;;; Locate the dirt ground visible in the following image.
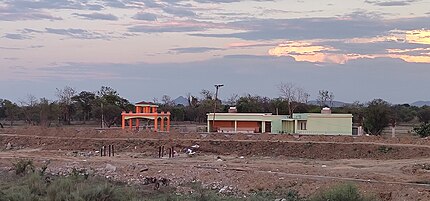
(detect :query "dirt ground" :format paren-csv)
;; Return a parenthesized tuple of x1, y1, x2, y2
(1, 127, 430, 200)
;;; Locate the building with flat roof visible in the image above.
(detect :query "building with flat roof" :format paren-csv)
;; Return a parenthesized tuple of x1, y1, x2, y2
(207, 107, 353, 135)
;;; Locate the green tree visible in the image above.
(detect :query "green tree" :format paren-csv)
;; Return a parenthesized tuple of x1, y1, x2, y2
(335, 101, 364, 125)
(93, 86, 133, 128)
(19, 94, 40, 125)
(0, 99, 6, 119)
(236, 94, 270, 113)
(72, 91, 96, 123)
(391, 104, 417, 123)
(39, 98, 59, 127)
(417, 107, 430, 123)
(413, 123, 430, 138)
(56, 86, 77, 125)
(363, 99, 392, 135)
(3, 100, 20, 126)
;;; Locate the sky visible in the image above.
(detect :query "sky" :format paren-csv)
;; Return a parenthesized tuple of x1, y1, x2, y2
(0, 0, 430, 104)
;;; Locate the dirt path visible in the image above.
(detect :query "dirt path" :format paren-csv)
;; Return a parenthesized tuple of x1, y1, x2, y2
(1, 133, 430, 148)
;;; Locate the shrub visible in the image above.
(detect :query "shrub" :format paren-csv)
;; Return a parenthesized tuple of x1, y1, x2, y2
(12, 159, 34, 175)
(377, 146, 393, 153)
(413, 123, 430, 138)
(309, 183, 377, 201)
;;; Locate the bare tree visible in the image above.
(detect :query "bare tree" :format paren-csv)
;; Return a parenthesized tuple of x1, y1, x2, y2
(19, 94, 39, 125)
(56, 86, 76, 125)
(329, 92, 335, 107)
(226, 93, 239, 106)
(161, 95, 174, 106)
(56, 86, 76, 105)
(278, 82, 309, 117)
(318, 90, 335, 108)
(200, 89, 214, 100)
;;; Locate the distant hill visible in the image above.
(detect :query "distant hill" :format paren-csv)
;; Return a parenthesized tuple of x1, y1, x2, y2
(307, 100, 349, 108)
(411, 101, 430, 107)
(173, 96, 189, 106)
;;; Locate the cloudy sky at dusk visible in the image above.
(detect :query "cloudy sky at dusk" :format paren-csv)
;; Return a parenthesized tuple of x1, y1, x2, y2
(1, 0, 429, 104)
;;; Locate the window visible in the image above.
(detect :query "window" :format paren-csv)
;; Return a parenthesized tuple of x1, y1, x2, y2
(300, 121, 307, 130)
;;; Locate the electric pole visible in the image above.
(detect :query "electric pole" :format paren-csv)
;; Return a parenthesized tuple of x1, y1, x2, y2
(212, 84, 224, 132)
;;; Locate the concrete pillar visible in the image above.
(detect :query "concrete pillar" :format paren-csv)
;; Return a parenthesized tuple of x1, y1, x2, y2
(129, 119, 133, 129)
(136, 119, 140, 129)
(391, 126, 395, 138)
(121, 115, 125, 129)
(154, 116, 158, 132)
(294, 120, 298, 134)
(234, 121, 237, 133)
(160, 117, 165, 131)
(207, 119, 211, 133)
(262, 121, 266, 133)
(167, 117, 170, 132)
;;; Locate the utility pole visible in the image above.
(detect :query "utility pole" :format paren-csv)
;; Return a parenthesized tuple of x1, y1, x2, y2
(212, 84, 224, 132)
(101, 102, 104, 128)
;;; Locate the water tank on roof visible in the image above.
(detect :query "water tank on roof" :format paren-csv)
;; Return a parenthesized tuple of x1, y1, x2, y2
(321, 107, 331, 114)
(228, 107, 237, 113)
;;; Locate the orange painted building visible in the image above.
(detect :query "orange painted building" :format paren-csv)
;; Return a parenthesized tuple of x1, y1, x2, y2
(121, 101, 170, 132)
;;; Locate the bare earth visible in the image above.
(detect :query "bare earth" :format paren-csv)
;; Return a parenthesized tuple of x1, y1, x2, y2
(1, 127, 430, 201)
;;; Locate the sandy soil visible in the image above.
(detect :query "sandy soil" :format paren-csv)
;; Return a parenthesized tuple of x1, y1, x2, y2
(1, 127, 430, 201)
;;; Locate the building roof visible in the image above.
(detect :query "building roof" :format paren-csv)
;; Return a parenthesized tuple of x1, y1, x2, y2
(135, 101, 158, 107)
(207, 113, 273, 116)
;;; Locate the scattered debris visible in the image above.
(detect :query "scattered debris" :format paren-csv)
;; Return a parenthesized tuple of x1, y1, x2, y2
(105, 164, 117, 172)
(191, 144, 200, 149)
(185, 148, 195, 155)
(5, 142, 12, 150)
(218, 185, 234, 195)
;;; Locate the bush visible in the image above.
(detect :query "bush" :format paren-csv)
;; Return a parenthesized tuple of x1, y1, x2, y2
(12, 159, 34, 175)
(1, 170, 141, 201)
(413, 123, 430, 138)
(309, 183, 377, 201)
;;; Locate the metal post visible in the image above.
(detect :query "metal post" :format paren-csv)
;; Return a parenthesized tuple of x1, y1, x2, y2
(112, 145, 114, 156)
(103, 145, 106, 156)
(108, 145, 111, 157)
(100, 147, 103, 157)
(101, 103, 104, 128)
(212, 84, 224, 132)
(172, 146, 174, 157)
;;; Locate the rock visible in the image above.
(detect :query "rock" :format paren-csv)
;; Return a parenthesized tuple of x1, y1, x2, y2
(105, 164, 117, 172)
(5, 142, 12, 150)
(219, 186, 229, 193)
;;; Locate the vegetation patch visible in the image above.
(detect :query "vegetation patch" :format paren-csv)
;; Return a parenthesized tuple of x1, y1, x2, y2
(413, 123, 430, 138)
(377, 146, 393, 154)
(309, 183, 378, 201)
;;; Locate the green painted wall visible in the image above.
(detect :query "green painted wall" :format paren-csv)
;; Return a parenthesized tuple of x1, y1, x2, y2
(299, 115, 352, 135)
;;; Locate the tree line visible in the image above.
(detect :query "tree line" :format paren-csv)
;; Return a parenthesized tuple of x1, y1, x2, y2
(1, 84, 430, 137)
